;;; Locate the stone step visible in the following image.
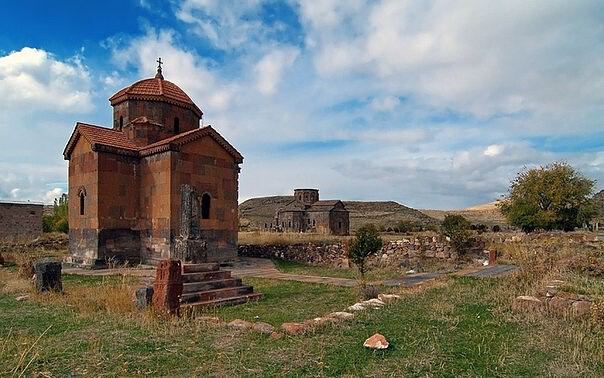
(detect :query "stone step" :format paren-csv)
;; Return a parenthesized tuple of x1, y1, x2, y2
(181, 293, 263, 309)
(181, 285, 254, 304)
(182, 270, 231, 283)
(182, 263, 220, 274)
(182, 278, 242, 293)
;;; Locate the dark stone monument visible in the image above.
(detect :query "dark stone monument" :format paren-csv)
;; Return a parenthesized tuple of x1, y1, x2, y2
(34, 259, 62, 292)
(153, 259, 183, 315)
(173, 185, 207, 263)
(134, 286, 154, 310)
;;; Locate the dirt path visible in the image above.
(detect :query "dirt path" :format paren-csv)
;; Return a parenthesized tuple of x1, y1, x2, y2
(63, 257, 517, 288)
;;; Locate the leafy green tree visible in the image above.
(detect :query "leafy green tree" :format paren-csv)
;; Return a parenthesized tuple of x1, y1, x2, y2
(42, 193, 69, 233)
(348, 224, 383, 283)
(499, 162, 595, 232)
(441, 215, 472, 255)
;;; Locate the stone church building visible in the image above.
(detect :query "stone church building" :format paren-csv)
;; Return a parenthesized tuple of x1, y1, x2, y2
(63, 62, 242, 267)
(271, 189, 350, 235)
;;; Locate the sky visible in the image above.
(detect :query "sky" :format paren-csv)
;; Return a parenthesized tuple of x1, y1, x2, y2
(0, 0, 603, 209)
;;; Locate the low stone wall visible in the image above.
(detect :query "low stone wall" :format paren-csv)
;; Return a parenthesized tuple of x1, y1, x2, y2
(238, 235, 481, 268)
(238, 243, 349, 268)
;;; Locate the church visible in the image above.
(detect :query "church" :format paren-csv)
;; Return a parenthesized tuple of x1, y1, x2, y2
(63, 60, 242, 267)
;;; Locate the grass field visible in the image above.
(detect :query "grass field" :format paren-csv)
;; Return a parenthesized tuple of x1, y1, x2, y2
(2, 268, 604, 375)
(2, 234, 604, 376)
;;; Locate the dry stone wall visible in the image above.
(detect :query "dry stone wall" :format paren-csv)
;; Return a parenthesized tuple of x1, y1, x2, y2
(0, 202, 43, 241)
(238, 235, 483, 268)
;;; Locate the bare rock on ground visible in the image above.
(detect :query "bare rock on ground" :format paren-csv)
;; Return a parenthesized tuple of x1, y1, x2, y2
(281, 322, 307, 335)
(327, 311, 355, 320)
(228, 319, 253, 330)
(363, 333, 390, 349)
(512, 296, 545, 313)
(253, 322, 275, 335)
(378, 293, 401, 303)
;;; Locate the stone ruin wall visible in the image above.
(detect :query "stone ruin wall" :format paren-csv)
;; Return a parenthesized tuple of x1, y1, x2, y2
(0, 202, 43, 241)
(238, 235, 486, 268)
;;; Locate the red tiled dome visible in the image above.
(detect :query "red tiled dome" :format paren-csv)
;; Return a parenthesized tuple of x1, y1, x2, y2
(109, 77, 202, 117)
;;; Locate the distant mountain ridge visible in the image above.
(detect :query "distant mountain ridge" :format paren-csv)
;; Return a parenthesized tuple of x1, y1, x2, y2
(238, 196, 438, 232)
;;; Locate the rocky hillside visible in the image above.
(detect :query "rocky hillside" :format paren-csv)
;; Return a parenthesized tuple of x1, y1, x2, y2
(239, 196, 438, 232)
(420, 201, 507, 227)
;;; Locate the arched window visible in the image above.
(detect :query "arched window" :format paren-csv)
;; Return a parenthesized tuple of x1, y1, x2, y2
(201, 193, 211, 219)
(119, 116, 124, 130)
(174, 117, 180, 134)
(78, 188, 86, 216)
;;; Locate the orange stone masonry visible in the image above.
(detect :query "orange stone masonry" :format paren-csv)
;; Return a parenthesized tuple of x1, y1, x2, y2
(64, 68, 242, 267)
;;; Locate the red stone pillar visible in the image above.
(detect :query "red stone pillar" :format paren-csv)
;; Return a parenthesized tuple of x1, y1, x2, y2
(488, 250, 497, 265)
(153, 259, 183, 315)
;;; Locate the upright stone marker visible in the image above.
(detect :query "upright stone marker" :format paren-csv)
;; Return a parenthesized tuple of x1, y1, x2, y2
(153, 259, 183, 315)
(34, 259, 62, 292)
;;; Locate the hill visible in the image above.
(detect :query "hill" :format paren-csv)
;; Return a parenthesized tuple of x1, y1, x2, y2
(420, 201, 507, 227)
(238, 196, 438, 232)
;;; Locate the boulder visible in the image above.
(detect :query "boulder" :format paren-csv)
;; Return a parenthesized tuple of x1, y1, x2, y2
(327, 311, 354, 320)
(512, 296, 544, 313)
(228, 319, 253, 330)
(363, 298, 386, 307)
(33, 259, 62, 293)
(134, 286, 154, 310)
(548, 296, 574, 314)
(281, 322, 307, 335)
(252, 322, 275, 335)
(378, 294, 401, 303)
(572, 300, 592, 317)
(304, 317, 336, 327)
(348, 303, 367, 311)
(363, 333, 389, 349)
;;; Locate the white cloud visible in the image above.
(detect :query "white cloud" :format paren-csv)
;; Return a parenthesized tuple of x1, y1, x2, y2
(0, 47, 93, 112)
(298, 1, 604, 123)
(369, 96, 400, 112)
(110, 29, 237, 112)
(43, 188, 65, 204)
(484, 144, 505, 157)
(254, 47, 299, 95)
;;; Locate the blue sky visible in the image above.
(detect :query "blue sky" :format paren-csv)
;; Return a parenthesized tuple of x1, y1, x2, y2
(0, 0, 603, 209)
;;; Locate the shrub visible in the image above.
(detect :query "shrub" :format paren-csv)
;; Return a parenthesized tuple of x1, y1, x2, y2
(492, 225, 501, 232)
(441, 215, 472, 255)
(348, 224, 383, 283)
(43, 194, 69, 234)
(499, 162, 595, 232)
(359, 284, 380, 300)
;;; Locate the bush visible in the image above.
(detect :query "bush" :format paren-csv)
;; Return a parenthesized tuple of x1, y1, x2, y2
(359, 284, 380, 300)
(44, 193, 69, 234)
(441, 215, 472, 255)
(348, 224, 383, 283)
(492, 225, 501, 232)
(499, 162, 595, 232)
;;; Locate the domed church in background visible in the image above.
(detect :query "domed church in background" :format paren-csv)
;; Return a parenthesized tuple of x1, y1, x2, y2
(63, 59, 242, 267)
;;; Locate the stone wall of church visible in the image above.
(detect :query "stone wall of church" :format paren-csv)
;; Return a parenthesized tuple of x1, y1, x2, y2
(113, 100, 199, 135)
(172, 137, 239, 261)
(329, 211, 350, 236)
(0, 202, 43, 241)
(139, 151, 174, 263)
(68, 139, 101, 266)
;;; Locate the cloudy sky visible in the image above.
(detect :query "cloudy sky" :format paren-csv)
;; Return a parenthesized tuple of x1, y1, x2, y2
(1, 0, 603, 209)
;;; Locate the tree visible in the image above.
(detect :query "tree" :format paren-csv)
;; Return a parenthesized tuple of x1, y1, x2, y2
(348, 224, 383, 283)
(499, 162, 595, 232)
(42, 193, 69, 233)
(441, 215, 472, 255)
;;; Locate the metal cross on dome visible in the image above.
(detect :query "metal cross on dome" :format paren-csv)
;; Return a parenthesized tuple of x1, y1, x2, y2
(155, 57, 164, 79)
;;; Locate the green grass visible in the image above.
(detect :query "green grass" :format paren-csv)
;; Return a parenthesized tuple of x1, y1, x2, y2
(271, 258, 406, 281)
(2, 271, 604, 376)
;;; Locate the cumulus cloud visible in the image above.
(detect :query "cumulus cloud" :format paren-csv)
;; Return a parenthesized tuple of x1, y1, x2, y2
(298, 1, 604, 123)
(254, 47, 299, 95)
(0, 47, 93, 112)
(110, 29, 237, 112)
(369, 96, 400, 112)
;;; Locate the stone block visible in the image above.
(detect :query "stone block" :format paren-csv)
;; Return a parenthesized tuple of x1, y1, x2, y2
(153, 259, 183, 315)
(34, 259, 62, 293)
(512, 295, 544, 313)
(134, 286, 154, 310)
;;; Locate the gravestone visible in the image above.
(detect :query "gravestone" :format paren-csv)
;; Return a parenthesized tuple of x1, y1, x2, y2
(134, 286, 154, 310)
(34, 259, 62, 292)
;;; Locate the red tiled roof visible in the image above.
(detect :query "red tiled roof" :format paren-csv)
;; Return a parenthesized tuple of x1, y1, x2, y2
(64, 123, 243, 164)
(109, 77, 203, 117)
